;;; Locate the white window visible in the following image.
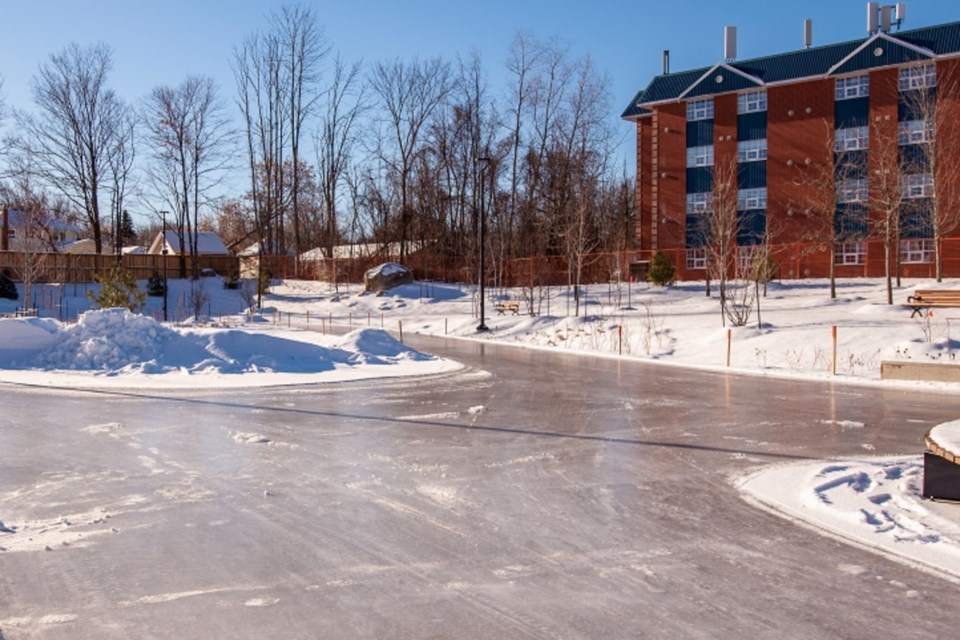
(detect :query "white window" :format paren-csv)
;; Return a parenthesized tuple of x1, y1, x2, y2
(737, 187, 767, 210)
(686, 192, 713, 214)
(687, 98, 714, 121)
(835, 126, 869, 152)
(686, 144, 714, 167)
(834, 241, 866, 265)
(837, 178, 868, 204)
(898, 119, 933, 145)
(902, 173, 933, 199)
(835, 75, 869, 100)
(899, 64, 937, 91)
(737, 90, 767, 114)
(900, 238, 933, 263)
(686, 247, 707, 270)
(737, 245, 759, 271)
(737, 138, 767, 162)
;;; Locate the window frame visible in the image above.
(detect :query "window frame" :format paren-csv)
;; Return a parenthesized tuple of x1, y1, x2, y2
(686, 144, 715, 167)
(902, 173, 933, 199)
(900, 238, 934, 264)
(836, 178, 868, 204)
(686, 98, 715, 122)
(898, 119, 933, 145)
(686, 192, 713, 214)
(737, 187, 767, 211)
(835, 126, 869, 152)
(835, 75, 870, 100)
(899, 64, 937, 91)
(686, 247, 707, 270)
(737, 90, 767, 114)
(737, 138, 767, 163)
(834, 240, 866, 265)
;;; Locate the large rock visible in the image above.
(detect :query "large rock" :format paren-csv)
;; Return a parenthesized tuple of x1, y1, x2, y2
(364, 262, 414, 293)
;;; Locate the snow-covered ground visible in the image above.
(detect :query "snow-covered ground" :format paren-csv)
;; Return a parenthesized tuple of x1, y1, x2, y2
(1, 275, 959, 582)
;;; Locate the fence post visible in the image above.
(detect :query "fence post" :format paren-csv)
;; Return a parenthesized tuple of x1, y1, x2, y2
(398, 320, 403, 344)
(831, 325, 837, 376)
(726, 329, 732, 367)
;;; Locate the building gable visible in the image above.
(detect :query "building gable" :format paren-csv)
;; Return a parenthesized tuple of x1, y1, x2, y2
(829, 33, 934, 76)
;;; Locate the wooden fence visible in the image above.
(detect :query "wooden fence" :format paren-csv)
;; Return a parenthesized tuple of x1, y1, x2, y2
(3, 235, 960, 288)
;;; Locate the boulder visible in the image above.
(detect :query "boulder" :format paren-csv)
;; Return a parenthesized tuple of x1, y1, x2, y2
(364, 262, 414, 293)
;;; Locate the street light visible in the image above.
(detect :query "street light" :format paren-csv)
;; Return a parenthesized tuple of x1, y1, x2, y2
(476, 156, 491, 332)
(159, 210, 169, 322)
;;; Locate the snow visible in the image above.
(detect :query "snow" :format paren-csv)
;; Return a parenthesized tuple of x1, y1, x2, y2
(1, 275, 959, 580)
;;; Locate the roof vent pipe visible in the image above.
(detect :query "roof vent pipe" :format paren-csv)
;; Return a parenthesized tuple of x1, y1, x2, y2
(724, 26, 737, 62)
(867, 2, 880, 34)
(804, 19, 813, 48)
(663, 49, 670, 75)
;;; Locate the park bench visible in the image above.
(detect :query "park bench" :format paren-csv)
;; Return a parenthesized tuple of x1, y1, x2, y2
(494, 300, 521, 316)
(906, 289, 960, 318)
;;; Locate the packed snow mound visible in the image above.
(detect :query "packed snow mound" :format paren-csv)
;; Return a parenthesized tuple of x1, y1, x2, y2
(0, 316, 60, 367)
(38, 308, 174, 371)
(334, 328, 435, 364)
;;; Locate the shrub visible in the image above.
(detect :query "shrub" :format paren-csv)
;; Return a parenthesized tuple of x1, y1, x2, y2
(146, 271, 165, 297)
(646, 251, 676, 287)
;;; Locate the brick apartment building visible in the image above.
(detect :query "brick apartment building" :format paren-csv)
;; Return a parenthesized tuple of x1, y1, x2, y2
(622, 3, 960, 280)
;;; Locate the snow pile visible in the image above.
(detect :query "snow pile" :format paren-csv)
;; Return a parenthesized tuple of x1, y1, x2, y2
(929, 420, 960, 453)
(38, 308, 173, 371)
(0, 309, 451, 385)
(740, 454, 960, 581)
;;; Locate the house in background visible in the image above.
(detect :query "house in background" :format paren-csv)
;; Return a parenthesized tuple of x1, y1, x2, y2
(147, 230, 229, 256)
(2, 207, 85, 252)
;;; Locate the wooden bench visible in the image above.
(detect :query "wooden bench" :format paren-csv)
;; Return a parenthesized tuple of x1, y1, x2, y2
(494, 300, 521, 316)
(906, 289, 960, 318)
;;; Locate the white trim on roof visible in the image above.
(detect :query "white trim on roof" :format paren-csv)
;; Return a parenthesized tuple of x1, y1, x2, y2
(677, 62, 764, 101)
(827, 32, 935, 76)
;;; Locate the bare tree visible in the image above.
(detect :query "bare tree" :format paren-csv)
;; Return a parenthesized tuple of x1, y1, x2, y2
(13, 43, 129, 253)
(145, 76, 232, 276)
(867, 121, 904, 305)
(316, 54, 366, 262)
(369, 57, 454, 261)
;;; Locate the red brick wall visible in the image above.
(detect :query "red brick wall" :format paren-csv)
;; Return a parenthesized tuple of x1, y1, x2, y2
(652, 102, 687, 250)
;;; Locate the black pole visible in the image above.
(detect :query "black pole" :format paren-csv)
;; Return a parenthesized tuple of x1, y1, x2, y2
(476, 157, 490, 332)
(160, 211, 169, 322)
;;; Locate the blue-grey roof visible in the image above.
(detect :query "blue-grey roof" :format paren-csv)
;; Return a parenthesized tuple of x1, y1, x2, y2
(4, 208, 82, 232)
(622, 20, 960, 119)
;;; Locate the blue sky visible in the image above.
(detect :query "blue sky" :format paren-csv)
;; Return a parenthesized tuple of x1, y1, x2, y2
(1, 1, 958, 192)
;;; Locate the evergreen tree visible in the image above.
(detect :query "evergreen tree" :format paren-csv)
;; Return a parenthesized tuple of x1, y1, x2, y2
(647, 250, 676, 287)
(87, 265, 146, 311)
(120, 209, 137, 246)
(146, 271, 165, 297)
(0, 270, 18, 300)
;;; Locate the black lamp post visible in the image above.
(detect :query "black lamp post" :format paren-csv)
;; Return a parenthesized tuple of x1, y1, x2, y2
(160, 210, 169, 322)
(476, 156, 491, 332)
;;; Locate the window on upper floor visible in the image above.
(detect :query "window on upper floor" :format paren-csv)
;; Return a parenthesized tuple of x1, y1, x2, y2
(737, 138, 767, 163)
(837, 178, 868, 204)
(899, 64, 937, 91)
(902, 173, 933, 199)
(836, 75, 870, 100)
(687, 98, 714, 122)
(898, 119, 934, 145)
(686, 144, 714, 167)
(737, 187, 767, 210)
(835, 126, 869, 152)
(737, 90, 767, 114)
(686, 192, 713, 214)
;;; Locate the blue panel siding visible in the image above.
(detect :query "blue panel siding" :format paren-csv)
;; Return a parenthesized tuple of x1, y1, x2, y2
(738, 161, 767, 190)
(737, 210, 766, 245)
(835, 150, 869, 179)
(835, 97, 869, 128)
(684, 69, 762, 99)
(686, 167, 713, 193)
(831, 40, 931, 76)
(835, 204, 868, 237)
(898, 88, 935, 120)
(737, 112, 767, 141)
(900, 144, 929, 171)
(685, 214, 706, 247)
(686, 120, 714, 147)
(901, 203, 933, 237)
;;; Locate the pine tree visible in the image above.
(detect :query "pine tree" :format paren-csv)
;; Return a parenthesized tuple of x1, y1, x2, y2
(87, 265, 146, 311)
(647, 250, 676, 287)
(146, 271, 165, 297)
(120, 209, 137, 246)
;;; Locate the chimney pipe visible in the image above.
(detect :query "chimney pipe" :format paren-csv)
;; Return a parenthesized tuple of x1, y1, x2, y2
(663, 49, 670, 75)
(804, 19, 813, 48)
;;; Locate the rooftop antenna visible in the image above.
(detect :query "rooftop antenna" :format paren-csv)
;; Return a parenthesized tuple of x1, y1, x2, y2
(804, 19, 813, 48)
(867, 2, 880, 35)
(880, 5, 893, 32)
(724, 26, 737, 62)
(895, 2, 907, 30)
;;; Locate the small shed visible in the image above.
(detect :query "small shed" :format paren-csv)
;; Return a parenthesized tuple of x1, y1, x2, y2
(148, 230, 229, 256)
